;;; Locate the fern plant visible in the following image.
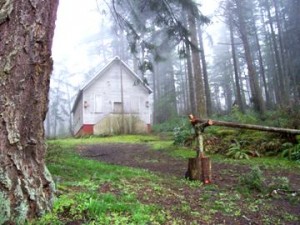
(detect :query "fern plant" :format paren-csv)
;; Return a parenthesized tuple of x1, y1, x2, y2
(291, 144, 300, 161)
(281, 143, 300, 161)
(226, 140, 250, 160)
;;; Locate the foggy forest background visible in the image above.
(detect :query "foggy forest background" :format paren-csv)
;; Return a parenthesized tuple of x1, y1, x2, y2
(45, 0, 300, 138)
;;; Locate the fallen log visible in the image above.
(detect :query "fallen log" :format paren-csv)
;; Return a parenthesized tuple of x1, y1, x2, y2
(196, 119, 300, 135)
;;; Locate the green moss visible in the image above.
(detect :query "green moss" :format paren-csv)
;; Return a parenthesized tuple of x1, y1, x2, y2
(43, 165, 56, 208)
(0, 191, 10, 224)
(3, 100, 21, 146)
(0, 0, 13, 24)
(0, 167, 12, 190)
(0, 71, 8, 82)
(44, 165, 55, 192)
(25, 184, 36, 202)
(14, 202, 28, 224)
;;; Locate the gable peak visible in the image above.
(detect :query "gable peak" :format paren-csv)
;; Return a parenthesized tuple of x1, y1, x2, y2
(113, 56, 121, 61)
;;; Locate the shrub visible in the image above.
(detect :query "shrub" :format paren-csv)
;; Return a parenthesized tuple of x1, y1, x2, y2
(153, 116, 189, 133)
(239, 166, 265, 193)
(173, 125, 192, 146)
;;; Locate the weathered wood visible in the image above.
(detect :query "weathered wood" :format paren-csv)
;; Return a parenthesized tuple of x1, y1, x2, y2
(72, 57, 152, 136)
(186, 158, 201, 180)
(185, 157, 212, 184)
(197, 119, 300, 135)
(201, 157, 212, 184)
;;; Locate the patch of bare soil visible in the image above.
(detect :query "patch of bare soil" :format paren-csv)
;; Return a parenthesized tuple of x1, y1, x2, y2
(78, 143, 300, 224)
(78, 144, 187, 177)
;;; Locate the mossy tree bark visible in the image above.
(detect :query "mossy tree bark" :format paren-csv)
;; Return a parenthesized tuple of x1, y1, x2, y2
(0, 0, 58, 223)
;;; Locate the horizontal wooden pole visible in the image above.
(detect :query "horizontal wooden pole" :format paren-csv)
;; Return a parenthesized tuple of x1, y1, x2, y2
(198, 119, 300, 135)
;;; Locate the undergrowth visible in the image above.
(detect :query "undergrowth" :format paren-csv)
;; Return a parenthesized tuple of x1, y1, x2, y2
(239, 166, 292, 195)
(169, 109, 300, 161)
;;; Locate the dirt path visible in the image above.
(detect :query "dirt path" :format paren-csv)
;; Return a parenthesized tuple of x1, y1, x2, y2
(78, 143, 300, 189)
(78, 143, 187, 177)
(77, 143, 300, 224)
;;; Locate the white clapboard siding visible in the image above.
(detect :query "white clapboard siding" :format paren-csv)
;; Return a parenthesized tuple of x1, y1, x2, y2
(72, 57, 152, 135)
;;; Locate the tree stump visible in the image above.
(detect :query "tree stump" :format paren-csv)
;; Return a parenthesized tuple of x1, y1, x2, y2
(185, 158, 201, 180)
(185, 157, 212, 184)
(186, 115, 213, 184)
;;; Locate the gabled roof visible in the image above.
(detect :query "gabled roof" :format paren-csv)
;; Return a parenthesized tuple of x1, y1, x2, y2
(71, 56, 152, 113)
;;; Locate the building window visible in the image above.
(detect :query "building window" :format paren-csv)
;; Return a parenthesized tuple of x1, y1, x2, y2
(113, 102, 122, 113)
(95, 95, 102, 113)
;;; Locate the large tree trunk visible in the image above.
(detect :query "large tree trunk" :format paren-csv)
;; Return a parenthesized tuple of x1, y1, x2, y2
(185, 41, 197, 115)
(261, 10, 279, 105)
(235, 0, 265, 114)
(0, 0, 58, 223)
(188, 13, 207, 118)
(283, 0, 300, 105)
(179, 57, 189, 113)
(253, 22, 271, 108)
(182, 11, 196, 115)
(197, 25, 212, 116)
(229, 13, 244, 112)
(265, 0, 287, 106)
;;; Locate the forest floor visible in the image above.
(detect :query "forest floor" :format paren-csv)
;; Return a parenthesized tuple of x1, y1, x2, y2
(77, 143, 300, 225)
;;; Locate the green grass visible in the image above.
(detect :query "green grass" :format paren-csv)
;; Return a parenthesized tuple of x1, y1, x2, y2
(150, 140, 173, 151)
(169, 147, 197, 159)
(29, 133, 300, 224)
(30, 136, 171, 225)
(48, 134, 160, 146)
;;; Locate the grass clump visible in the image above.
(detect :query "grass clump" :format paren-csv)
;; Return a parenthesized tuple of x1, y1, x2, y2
(46, 143, 70, 163)
(238, 167, 292, 195)
(239, 166, 265, 193)
(268, 176, 291, 191)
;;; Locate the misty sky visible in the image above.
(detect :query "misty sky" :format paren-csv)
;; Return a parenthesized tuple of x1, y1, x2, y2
(52, 0, 221, 85)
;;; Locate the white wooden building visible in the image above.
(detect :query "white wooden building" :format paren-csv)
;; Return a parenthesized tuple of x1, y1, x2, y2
(71, 57, 152, 136)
